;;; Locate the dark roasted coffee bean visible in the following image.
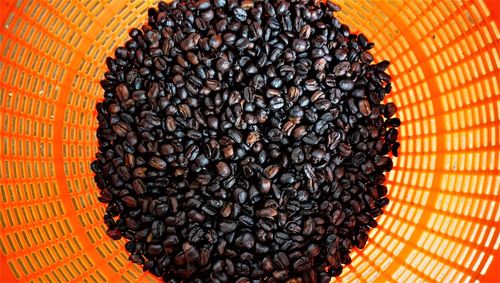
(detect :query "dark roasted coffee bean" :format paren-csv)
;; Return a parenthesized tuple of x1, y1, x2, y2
(236, 38, 250, 50)
(361, 51, 374, 63)
(219, 221, 237, 233)
(182, 242, 200, 263)
(263, 165, 280, 179)
(216, 58, 231, 72)
(228, 129, 243, 143)
(384, 102, 397, 118)
(293, 257, 311, 272)
(180, 33, 200, 51)
(121, 195, 137, 207)
(257, 207, 278, 218)
(273, 252, 289, 269)
(374, 59, 390, 71)
(392, 142, 400, 157)
(195, 0, 211, 10)
(149, 157, 166, 170)
(359, 99, 372, 116)
(216, 161, 231, 178)
(116, 84, 129, 101)
(303, 218, 315, 236)
(234, 7, 247, 22)
(269, 97, 284, 110)
(280, 173, 295, 184)
(292, 39, 307, 52)
(132, 179, 146, 195)
(236, 233, 255, 249)
(112, 121, 131, 137)
(314, 98, 331, 111)
(339, 79, 354, 91)
(188, 210, 206, 222)
(259, 178, 271, 194)
(302, 133, 319, 145)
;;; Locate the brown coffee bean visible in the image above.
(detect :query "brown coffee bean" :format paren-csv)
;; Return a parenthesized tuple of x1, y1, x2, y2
(263, 165, 280, 179)
(216, 161, 231, 178)
(122, 195, 137, 207)
(359, 99, 372, 116)
(149, 157, 166, 170)
(257, 207, 278, 218)
(116, 84, 129, 101)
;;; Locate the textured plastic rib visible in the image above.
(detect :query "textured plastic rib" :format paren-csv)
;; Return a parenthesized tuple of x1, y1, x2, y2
(0, 0, 499, 282)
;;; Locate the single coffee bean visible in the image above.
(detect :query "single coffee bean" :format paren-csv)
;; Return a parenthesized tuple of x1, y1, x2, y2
(292, 39, 307, 52)
(235, 233, 255, 249)
(339, 79, 354, 91)
(116, 84, 129, 101)
(273, 252, 289, 269)
(257, 207, 278, 218)
(216, 161, 231, 178)
(263, 165, 280, 179)
(121, 196, 137, 207)
(384, 102, 397, 118)
(149, 157, 166, 170)
(234, 8, 247, 22)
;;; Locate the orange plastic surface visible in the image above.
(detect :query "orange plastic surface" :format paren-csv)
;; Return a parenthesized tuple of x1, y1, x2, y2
(0, 0, 499, 282)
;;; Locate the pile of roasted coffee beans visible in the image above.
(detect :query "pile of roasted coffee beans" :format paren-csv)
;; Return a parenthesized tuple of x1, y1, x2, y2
(92, 0, 400, 282)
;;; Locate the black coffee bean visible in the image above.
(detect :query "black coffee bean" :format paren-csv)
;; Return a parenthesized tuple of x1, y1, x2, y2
(303, 218, 315, 236)
(292, 39, 307, 52)
(273, 252, 289, 269)
(361, 51, 374, 63)
(266, 128, 282, 143)
(188, 210, 206, 222)
(263, 165, 280, 179)
(374, 60, 390, 71)
(218, 221, 237, 233)
(293, 257, 311, 272)
(302, 133, 319, 145)
(392, 142, 400, 157)
(299, 24, 312, 39)
(216, 161, 231, 178)
(330, 209, 345, 226)
(121, 195, 137, 207)
(216, 58, 231, 72)
(182, 242, 200, 264)
(233, 7, 247, 22)
(257, 207, 278, 218)
(132, 179, 146, 195)
(280, 173, 295, 184)
(149, 157, 166, 170)
(112, 121, 130, 137)
(195, 0, 211, 10)
(235, 38, 250, 50)
(236, 233, 255, 249)
(314, 98, 332, 111)
(339, 79, 354, 91)
(384, 102, 397, 118)
(223, 33, 236, 45)
(228, 129, 243, 143)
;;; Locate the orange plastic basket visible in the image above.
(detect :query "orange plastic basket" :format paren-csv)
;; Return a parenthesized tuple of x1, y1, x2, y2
(0, 0, 499, 282)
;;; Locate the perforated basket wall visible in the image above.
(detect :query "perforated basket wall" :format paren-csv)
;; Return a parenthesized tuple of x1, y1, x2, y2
(0, 0, 499, 282)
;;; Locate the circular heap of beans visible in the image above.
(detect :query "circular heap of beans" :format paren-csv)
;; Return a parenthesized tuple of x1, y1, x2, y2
(92, 0, 400, 282)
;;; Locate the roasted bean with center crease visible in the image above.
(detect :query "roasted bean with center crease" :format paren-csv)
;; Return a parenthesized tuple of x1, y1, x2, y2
(93, 1, 399, 282)
(148, 157, 166, 170)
